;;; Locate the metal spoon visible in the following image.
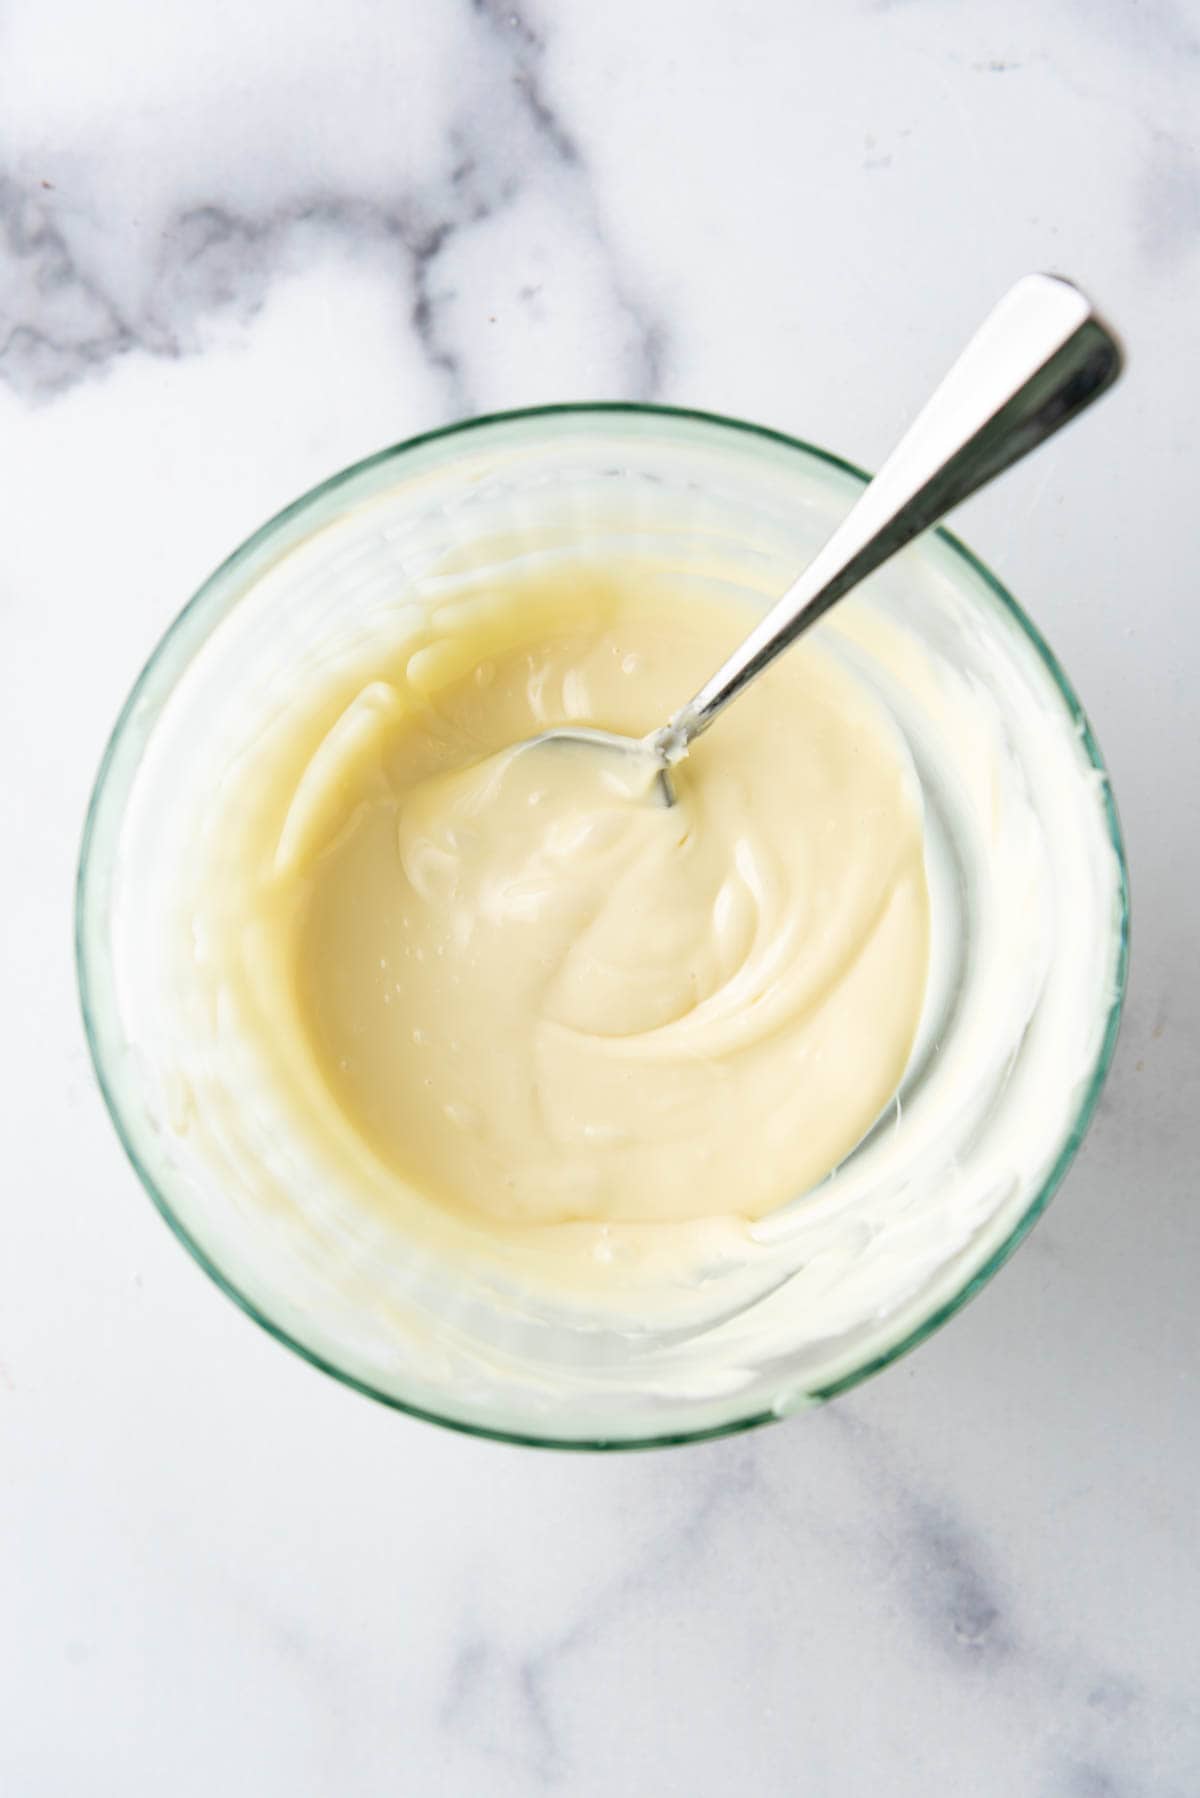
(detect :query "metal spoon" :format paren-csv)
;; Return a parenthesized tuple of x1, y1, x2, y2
(528, 273, 1123, 803)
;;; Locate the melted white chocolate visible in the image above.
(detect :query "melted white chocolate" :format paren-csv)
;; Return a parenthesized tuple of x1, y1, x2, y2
(241, 566, 930, 1236)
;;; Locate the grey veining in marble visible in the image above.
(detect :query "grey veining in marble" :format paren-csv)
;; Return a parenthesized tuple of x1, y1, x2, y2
(2, 1, 1198, 1793)
(0, 2, 666, 411)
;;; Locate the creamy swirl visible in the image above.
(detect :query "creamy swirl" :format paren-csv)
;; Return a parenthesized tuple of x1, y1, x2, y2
(254, 570, 931, 1234)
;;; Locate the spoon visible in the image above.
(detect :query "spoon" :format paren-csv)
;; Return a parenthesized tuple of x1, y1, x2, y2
(527, 273, 1123, 803)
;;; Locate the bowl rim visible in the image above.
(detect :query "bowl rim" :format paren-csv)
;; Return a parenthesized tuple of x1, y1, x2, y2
(75, 400, 1130, 1452)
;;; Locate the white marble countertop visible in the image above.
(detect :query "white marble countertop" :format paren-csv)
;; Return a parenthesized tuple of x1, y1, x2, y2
(3, 2, 1198, 1792)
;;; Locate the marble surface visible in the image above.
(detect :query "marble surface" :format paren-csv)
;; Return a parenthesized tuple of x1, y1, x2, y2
(3, 1, 1198, 1791)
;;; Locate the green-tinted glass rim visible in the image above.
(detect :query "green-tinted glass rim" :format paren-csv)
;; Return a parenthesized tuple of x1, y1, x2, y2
(75, 401, 1130, 1452)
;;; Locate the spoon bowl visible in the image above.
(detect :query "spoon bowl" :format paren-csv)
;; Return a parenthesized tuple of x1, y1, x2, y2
(518, 724, 679, 803)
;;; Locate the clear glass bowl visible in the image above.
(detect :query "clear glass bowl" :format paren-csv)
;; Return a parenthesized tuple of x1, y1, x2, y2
(77, 405, 1128, 1449)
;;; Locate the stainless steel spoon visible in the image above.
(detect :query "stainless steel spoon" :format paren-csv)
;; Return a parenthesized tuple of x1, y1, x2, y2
(527, 273, 1122, 802)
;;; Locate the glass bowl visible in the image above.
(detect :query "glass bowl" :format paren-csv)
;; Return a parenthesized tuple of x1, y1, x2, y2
(77, 405, 1128, 1449)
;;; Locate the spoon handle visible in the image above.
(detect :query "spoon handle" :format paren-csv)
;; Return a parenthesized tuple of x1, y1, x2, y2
(662, 274, 1123, 754)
